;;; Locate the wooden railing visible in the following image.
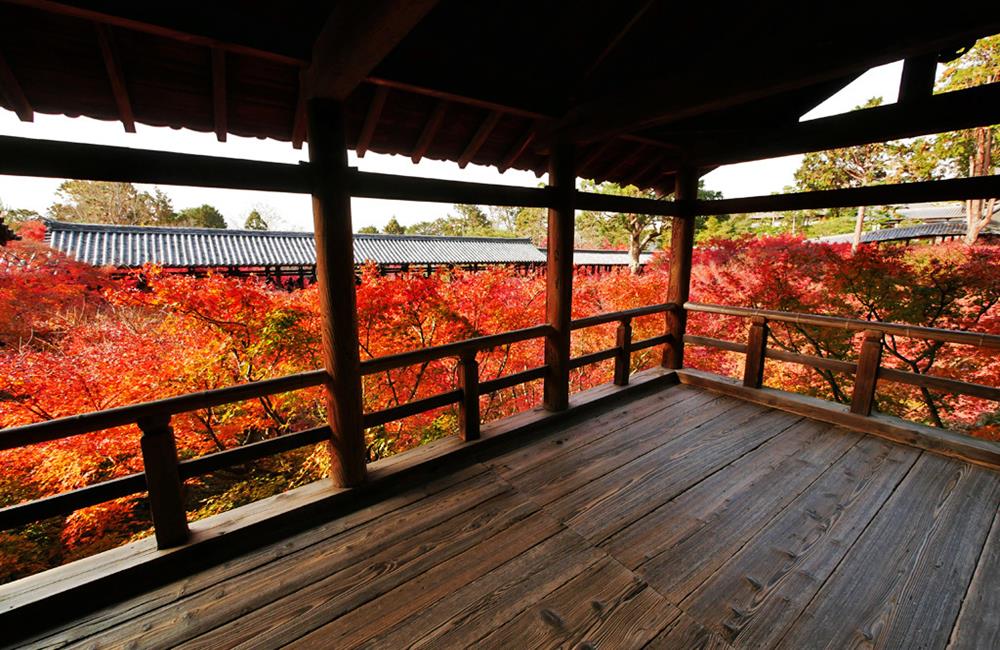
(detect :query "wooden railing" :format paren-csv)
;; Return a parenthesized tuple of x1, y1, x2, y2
(685, 302, 1000, 415)
(0, 304, 674, 547)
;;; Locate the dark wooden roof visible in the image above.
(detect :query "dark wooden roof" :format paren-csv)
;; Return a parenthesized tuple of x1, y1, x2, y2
(1, 1, 997, 191)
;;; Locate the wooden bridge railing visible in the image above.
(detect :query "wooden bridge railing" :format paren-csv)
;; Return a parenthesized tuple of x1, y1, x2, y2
(0, 303, 674, 547)
(684, 302, 1000, 415)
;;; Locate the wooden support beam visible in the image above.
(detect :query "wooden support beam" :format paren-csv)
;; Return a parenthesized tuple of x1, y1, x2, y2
(137, 416, 189, 549)
(458, 352, 480, 441)
(306, 0, 440, 100)
(458, 110, 501, 168)
(692, 82, 1000, 169)
(543, 143, 576, 411)
(696, 174, 1000, 216)
(498, 125, 537, 174)
(898, 54, 938, 104)
(552, 25, 1000, 143)
(743, 316, 769, 388)
(663, 166, 697, 369)
(625, 151, 669, 189)
(356, 85, 388, 158)
(0, 135, 311, 192)
(411, 99, 447, 164)
(602, 143, 648, 184)
(4, 0, 308, 66)
(851, 330, 884, 416)
(0, 49, 32, 122)
(94, 23, 135, 133)
(306, 98, 367, 487)
(577, 140, 616, 179)
(211, 48, 227, 142)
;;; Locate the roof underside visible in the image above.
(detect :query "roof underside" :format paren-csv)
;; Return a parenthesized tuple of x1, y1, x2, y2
(1, 1, 998, 193)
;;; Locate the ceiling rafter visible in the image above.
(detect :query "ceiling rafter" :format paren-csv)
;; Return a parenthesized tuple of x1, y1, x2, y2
(356, 86, 388, 158)
(458, 110, 502, 169)
(211, 48, 227, 142)
(411, 100, 447, 164)
(94, 23, 135, 132)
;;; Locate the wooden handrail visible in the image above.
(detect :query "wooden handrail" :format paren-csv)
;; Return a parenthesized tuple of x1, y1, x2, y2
(686, 302, 1000, 349)
(570, 303, 676, 330)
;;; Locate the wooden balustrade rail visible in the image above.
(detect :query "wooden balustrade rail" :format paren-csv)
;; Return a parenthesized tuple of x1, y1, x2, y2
(0, 305, 673, 539)
(684, 303, 1000, 413)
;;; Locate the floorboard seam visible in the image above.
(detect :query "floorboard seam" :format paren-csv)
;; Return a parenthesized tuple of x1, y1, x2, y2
(944, 504, 1000, 649)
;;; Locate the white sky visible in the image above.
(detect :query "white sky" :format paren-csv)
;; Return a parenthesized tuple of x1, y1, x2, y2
(0, 59, 921, 231)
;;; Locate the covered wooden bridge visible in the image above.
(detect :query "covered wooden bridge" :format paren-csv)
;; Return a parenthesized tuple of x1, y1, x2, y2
(1, 2, 1000, 648)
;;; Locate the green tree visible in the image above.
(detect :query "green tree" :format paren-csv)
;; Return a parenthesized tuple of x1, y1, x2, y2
(383, 216, 406, 234)
(244, 210, 268, 231)
(577, 180, 721, 272)
(0, 199, 40, 226)
(934, 36, 999, 243)
(794, 98, 888, 251)
(48, 181, 176, 226)
(356, 225, 379, 234)
(174, 204, 227, 229)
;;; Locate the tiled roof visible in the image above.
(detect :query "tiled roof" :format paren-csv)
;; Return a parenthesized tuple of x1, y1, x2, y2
(816, 221, 1000, 245)
(43, 221, 548, 267)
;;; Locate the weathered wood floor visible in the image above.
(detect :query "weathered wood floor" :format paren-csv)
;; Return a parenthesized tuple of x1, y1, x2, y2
(18, 384, 1000, 649)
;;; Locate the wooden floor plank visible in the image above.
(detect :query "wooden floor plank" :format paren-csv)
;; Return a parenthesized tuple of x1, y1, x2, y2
(679, 435, 919, 648)
(948, 506, 1000, 649)
(498, 392, 741, 502)
(509, 398, 768, 518)
(182, 488, 540, 650)
(489, 385, 716, 478)
(555, 409, 804, 544)
(475, 556, 680, 649)
(72, 468, 510, 650)
(18, 464, 492, 650)
(779, 452, 1000, 649)
(279, 509, 566, 649)
(620, 421, 861, 604)
(597, 417, 834, 571)
(288, 526, 601, 649)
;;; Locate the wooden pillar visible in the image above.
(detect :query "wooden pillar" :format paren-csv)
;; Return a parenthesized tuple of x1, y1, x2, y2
(614, 317, 633, 386)
(138, 415, 189, 548)
(458, 352, 480, 441)
(544, 143, 576, 411)
(742, 316, 769, 388)
(851, 329, 884, 416)
(663, 166, 698, 369)
(307, 98, 367, 487)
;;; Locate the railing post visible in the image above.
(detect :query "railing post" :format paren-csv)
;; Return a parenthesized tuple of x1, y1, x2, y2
(614, 317, 633, 386)
(663, 165, 698, 369)
(851, 329, 884, 415)
(458, 351, 480, 441)
(544, 142, 576, 411)
(743, 316, 769, 388)
(138, 415, 189, 549)
(307, 98, 367, 487)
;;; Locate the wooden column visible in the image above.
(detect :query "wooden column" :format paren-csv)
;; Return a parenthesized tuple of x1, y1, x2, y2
(743, 316, 769, 388)
(543, 143, 576, 411)
(851, 329, 884, 416)
(458, 352, 480, 441)
(663, 166, 698, 369)
(614, 318, 633, 386)
(138, 416, 189, 549)
(307, 98, 367, 487)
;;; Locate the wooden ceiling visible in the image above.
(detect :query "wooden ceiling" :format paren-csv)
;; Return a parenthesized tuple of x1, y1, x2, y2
(0, 0, 997, 192)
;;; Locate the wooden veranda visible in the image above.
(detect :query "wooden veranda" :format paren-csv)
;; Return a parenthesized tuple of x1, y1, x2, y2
(1, 2, 1000, 648)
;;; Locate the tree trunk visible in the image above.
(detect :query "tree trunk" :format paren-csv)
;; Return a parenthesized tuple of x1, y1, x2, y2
(850, 204, 867, 252)
(628, 232, 641, 274)
(965, 125, 995, 245)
